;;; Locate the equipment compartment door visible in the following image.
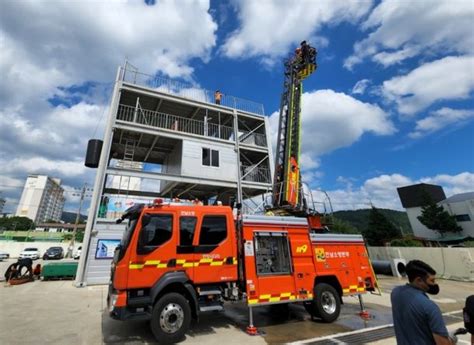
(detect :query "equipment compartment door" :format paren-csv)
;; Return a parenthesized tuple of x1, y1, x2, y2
(247, 232, 297, 304)
(289, 232, 315, 299)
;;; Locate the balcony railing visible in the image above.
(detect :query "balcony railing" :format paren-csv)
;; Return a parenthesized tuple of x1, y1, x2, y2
(239, 131, 267, 147)
(241, 164, 271, 184)
(117, 104, 234, 141)
(120, 67, 265, 116)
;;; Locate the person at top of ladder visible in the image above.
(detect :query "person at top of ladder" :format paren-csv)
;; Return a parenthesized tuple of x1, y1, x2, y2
(300, 40, 309, 64)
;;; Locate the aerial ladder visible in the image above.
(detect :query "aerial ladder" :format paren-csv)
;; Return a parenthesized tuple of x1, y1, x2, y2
(270, 41, 322, 225)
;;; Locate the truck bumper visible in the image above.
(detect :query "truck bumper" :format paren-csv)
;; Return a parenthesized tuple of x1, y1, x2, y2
(107, 284, 151, 321)
(109, 305, 151, 321)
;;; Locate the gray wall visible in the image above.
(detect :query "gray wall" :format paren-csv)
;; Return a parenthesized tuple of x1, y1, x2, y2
(161, 141, 183, 192)
(84, 220, 126, 285)
(182, 139, 237, 181)
(368, 246, 474, 281)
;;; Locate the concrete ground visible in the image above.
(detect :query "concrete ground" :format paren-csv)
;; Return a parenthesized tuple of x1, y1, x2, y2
(0, 258, 472, 344)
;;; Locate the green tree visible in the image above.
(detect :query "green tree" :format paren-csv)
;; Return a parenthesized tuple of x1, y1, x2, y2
(363, 207, 401, 246)
(0, 216, 35, 231)
(329, 217, 360, 234)
(417, 195, 462, 235)
(390, 238, 423, 247)
(75, 230, 85, 243)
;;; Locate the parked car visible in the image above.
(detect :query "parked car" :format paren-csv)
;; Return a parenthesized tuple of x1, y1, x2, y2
(19, 247, 41, 260)
(73, 246, 82, 260)
(43, 246, 64, 260)
(0, 250, 10, 260)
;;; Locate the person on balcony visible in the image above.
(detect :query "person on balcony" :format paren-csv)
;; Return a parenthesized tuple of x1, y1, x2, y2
(214, 90, 222, 105)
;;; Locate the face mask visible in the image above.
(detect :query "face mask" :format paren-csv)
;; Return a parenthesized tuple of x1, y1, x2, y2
(424, 280, 440, 295)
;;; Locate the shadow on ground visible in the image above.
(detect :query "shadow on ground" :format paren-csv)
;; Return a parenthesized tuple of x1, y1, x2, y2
(102, 301, 394, 344)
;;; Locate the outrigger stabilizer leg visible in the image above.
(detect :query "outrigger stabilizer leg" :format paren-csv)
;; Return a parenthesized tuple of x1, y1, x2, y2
(358, 294, 371, 320)
(246, 306, 258, 335)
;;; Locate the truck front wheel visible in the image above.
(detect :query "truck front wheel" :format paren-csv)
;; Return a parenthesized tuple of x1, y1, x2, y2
(151, 292, 191, 344)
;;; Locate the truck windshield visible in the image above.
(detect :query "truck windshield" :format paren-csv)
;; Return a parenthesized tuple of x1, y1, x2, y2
(112, 203, 144, 262)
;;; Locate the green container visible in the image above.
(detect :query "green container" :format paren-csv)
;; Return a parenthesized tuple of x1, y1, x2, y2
(41, 262, 78, 281)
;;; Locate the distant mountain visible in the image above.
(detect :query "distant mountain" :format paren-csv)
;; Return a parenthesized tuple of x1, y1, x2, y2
(61, 211, 87, 223)
(332, 208, 412, 235)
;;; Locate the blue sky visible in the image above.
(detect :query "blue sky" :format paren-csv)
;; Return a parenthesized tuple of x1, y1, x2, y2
(0, 0, 473, 214)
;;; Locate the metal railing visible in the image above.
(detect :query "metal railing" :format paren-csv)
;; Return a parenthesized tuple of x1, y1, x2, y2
(239, 131, 267, 147)
(241, 164, 271, 183)
(120, 67, 265, 116)
(265, 181, 319, 213)
(117, 104, 235, 141)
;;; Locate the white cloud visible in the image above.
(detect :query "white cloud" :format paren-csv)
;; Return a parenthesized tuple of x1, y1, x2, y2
(1, 1, 218, 213)
(298, 89, 395, 155)
(0, 0, 217, 109)
(420, 172, 474, 197)
(302, 170, 324, 186)
(268, 89, 394, 186)
(319, 172, 474, 211)
(0, 103, 107, 161)
(382, 56, 474, 115)
(300, 153, 320, 172)
(351, 79, 371, 95)
(344, 0, 474, 69)
(372, 45, 420, 67)
(409, 107, 474, 138)
(2, 157, 87, 177)
(222, 0, 373, 62)
(270, 89, 395, 158)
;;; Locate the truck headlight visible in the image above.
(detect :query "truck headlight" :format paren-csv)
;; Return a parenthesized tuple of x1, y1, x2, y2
(109, 293, 118, 312)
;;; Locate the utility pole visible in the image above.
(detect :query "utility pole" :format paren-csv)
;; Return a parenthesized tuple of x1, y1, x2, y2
(67, 183, 92, 258)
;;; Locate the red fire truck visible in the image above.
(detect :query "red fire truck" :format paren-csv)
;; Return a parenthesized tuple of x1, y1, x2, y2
(108, 201, 377, 343)
(107, 42, 378, 343)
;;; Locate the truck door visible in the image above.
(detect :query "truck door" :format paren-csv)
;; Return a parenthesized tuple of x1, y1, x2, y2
(127, 212, 177, 289)
(176, 215, 197, 281)
(193, 214, 237, 284)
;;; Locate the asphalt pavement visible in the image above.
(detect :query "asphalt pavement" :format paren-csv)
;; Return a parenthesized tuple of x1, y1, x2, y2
(0, 259, 472, 344)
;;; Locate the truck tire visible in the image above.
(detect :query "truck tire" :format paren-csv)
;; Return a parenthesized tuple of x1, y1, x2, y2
(150, 292, 191, 344)
(313, 283, 340, 323)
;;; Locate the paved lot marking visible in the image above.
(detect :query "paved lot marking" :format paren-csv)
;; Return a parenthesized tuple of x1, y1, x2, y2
(289, 309, 463, 345)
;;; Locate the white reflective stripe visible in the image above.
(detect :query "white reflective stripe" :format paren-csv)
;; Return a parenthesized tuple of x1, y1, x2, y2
(243, 214, 308, 226)
(310, 233, 364, 242)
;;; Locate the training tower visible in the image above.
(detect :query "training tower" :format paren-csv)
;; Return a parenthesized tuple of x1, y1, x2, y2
(76, 63, 273, 285)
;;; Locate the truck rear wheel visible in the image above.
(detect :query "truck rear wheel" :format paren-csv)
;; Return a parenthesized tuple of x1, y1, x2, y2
(314, 283, 340, 323)
(305, 283, 340, 322)
(151, 292, 191, 344)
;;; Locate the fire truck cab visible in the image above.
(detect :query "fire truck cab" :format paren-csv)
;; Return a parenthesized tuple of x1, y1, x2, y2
(108, 200, 377, 343)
